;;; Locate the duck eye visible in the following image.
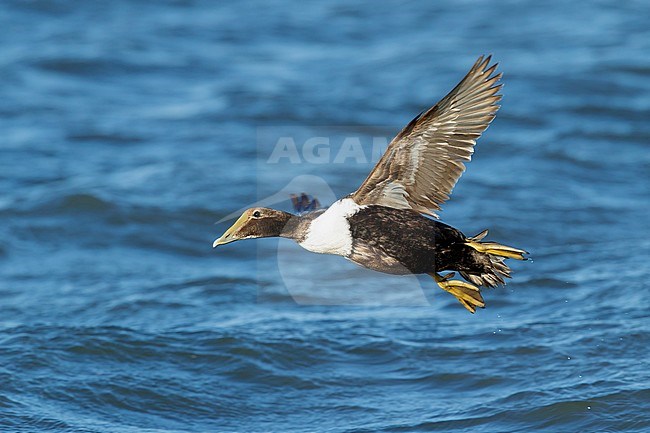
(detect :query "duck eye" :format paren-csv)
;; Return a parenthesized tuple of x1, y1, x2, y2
(252, 211, 261, 218)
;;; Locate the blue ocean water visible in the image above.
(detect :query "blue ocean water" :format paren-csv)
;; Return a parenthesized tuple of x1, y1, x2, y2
(1, 1, 649, 431)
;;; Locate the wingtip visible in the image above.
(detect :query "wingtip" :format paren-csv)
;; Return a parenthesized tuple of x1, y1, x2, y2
(469, 55, 500, 83)
(484, 54, 492, 65)
(477, 54, 499, 73)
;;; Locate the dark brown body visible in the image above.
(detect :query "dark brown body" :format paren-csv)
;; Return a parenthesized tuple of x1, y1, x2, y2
(347, 206, 492, 277)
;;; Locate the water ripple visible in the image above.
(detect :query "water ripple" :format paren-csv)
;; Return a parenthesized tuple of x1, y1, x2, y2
(2, 0, 649, 431)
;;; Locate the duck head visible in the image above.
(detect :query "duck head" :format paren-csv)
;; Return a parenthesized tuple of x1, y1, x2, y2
(213, 208, 293, 247)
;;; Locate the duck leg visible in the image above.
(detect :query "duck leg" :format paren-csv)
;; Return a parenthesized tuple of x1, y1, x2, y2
(428, 272, 485, 314)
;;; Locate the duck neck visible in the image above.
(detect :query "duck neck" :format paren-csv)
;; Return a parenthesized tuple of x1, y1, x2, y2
(278, 212, 304, 240)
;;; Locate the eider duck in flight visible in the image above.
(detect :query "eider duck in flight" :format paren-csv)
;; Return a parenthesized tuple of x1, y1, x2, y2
(213, 55, 527, 313)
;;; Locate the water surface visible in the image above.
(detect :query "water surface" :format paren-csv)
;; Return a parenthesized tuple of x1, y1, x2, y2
(1, 1, 649, 431)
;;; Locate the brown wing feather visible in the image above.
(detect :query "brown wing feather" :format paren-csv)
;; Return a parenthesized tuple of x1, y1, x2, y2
(351, 55, 502, 215)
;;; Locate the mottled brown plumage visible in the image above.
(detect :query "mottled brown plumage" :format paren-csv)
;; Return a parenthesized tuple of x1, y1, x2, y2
(352, 55, 502, 216)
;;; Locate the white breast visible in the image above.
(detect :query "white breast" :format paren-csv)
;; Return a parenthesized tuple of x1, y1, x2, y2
(298, 198, 363, 256)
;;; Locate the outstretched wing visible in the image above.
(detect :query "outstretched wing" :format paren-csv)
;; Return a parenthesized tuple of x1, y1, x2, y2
(351, 55, 502, 216)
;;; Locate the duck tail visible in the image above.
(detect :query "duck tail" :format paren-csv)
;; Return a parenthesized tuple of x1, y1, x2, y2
(461, 230, 528, 288)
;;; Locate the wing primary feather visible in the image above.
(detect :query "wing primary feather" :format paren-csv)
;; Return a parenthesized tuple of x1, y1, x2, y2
(351, 55, 502, 215)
